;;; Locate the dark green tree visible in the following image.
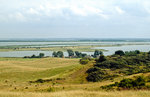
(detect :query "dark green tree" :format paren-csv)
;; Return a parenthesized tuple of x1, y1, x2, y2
(31, 54, 36, 58)
(52, 51, 57, 57)
(67, 49, 74, 57)
(75, 51, 82, 58)
(81, 53, 87, 58)
(135, 50, 140, 54)
(115, 50, 125, 56)
(94, 50, 100, 58)
(39, 53, 44, 58)
(57, 51, 64, 58)
(94, 50, 103, 58)
(148, 51, 150, 54)
(98, 55, 106, 63)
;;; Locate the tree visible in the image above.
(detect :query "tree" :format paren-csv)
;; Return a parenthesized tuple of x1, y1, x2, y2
(67, 49, 74, 57)
(39, 53, 44, 58)
(52, 51, 57, 57)
(81, 53, 87, 58)
(94, 50, 99, 58)
(31, 54, 36, 58)
(148, 51, 150, 54)
(75, 51, 82, 58)
(97, 55, 106, 63)
(94, 50, 103, 58)
(57, 51, 64, 58)
(115, 50, 125, 56)
(135, 50, 140, 54)
(99, 51, 103, 55)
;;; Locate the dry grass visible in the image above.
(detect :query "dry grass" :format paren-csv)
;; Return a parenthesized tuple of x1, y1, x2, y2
(0, 57, 150, 96)
(0, 90, 150, 97)
(0, 57, 82, 91)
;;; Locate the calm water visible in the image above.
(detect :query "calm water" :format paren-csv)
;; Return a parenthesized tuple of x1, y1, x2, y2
(1, 42, 150, 47)
(0, 42, 150, 57)
(94, 45, 150, 55)
(0, 51, 69, 57)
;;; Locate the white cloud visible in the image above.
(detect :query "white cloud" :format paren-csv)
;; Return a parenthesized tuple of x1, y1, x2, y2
(143, 1, 150, 14)
(26, 8, 40, 15)
(115, 6, 125, 14)
(8, 12, 26, 22)
(70, 6, 88, 16)
(98, 13, 110, 19)
(0, 0, 150, 22)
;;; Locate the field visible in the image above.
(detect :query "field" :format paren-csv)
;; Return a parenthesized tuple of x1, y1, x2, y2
(0, 45, 108, 52)
(0, 57, 150, 97)
(0, 90, 150, 97)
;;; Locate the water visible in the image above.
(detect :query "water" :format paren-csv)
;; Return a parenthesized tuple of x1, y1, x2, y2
(1, 42, 150, 47)
(94, 45, 150, 55)
(0, 51, 69, 57)
(0, 41, 150, 57)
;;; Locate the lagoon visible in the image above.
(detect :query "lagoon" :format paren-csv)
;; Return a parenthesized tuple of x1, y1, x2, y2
(0, 44, 150, 57)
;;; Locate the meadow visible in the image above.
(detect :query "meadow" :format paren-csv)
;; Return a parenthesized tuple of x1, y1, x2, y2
(0, 90, 150, 97)
(0, 57, 150, 97)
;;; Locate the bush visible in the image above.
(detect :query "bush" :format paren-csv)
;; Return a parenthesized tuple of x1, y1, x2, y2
(115, 50, 125, 56)
(118, 78, 134, 88)
(47, 87, 55, 92)
(118, 76, 146, 89)
(97, 55, 106, 63)
(86, 67, 102, 73)
(86, 70, 107, 82)
(101, 76, 147, 90)
(80, 58, 89, 65)
(95, 59, 127, 69)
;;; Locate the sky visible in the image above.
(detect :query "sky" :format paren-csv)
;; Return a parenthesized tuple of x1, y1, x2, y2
(0, 0, 150, 38)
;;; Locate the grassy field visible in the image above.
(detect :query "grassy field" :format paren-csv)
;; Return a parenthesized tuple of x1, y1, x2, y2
(0, 45, 107, 52)
(0, 57, 150, 97)
(0, 90, 150, 97)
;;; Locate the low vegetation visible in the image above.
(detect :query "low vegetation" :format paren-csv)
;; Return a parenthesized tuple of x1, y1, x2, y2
(101, 76, 150, 90)
(24, 53, 45, 58)
(86, 50, 150, 82)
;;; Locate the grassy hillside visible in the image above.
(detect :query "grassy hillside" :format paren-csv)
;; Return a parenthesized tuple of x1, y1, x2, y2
(0, 57, 150, 97)
(0, 57, 84, 91)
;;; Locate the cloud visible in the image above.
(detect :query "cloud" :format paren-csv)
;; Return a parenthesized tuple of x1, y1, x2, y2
(0, 0, 150, 22)
(143, 1, 150, 14)
(115, 6, 125, 14)
(26, 8, 40, 15)
(8, 12, 26, 22)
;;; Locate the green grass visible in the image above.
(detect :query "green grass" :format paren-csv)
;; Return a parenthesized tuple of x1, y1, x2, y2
(0, 45, 107, 52)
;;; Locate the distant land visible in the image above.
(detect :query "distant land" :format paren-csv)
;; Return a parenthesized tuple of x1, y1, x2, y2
(0, 38, 150, 42)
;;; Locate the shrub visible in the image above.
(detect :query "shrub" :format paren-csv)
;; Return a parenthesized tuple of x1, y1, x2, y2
(95, 59, 127, 69)
(115, 50, 125, 56)
(101, 76, 147, 90)
(118, 76, 146, 89)
(80, 58, 89, 65)
(86, 67, 102, 73)
(118, 78, 134, 88)
(97, 55, 106, 63)
(86, 70, 107, 82)
(47, 87, 55, 92)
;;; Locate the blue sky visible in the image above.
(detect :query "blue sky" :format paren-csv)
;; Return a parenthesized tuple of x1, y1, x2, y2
(0, 0, 150, 38)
